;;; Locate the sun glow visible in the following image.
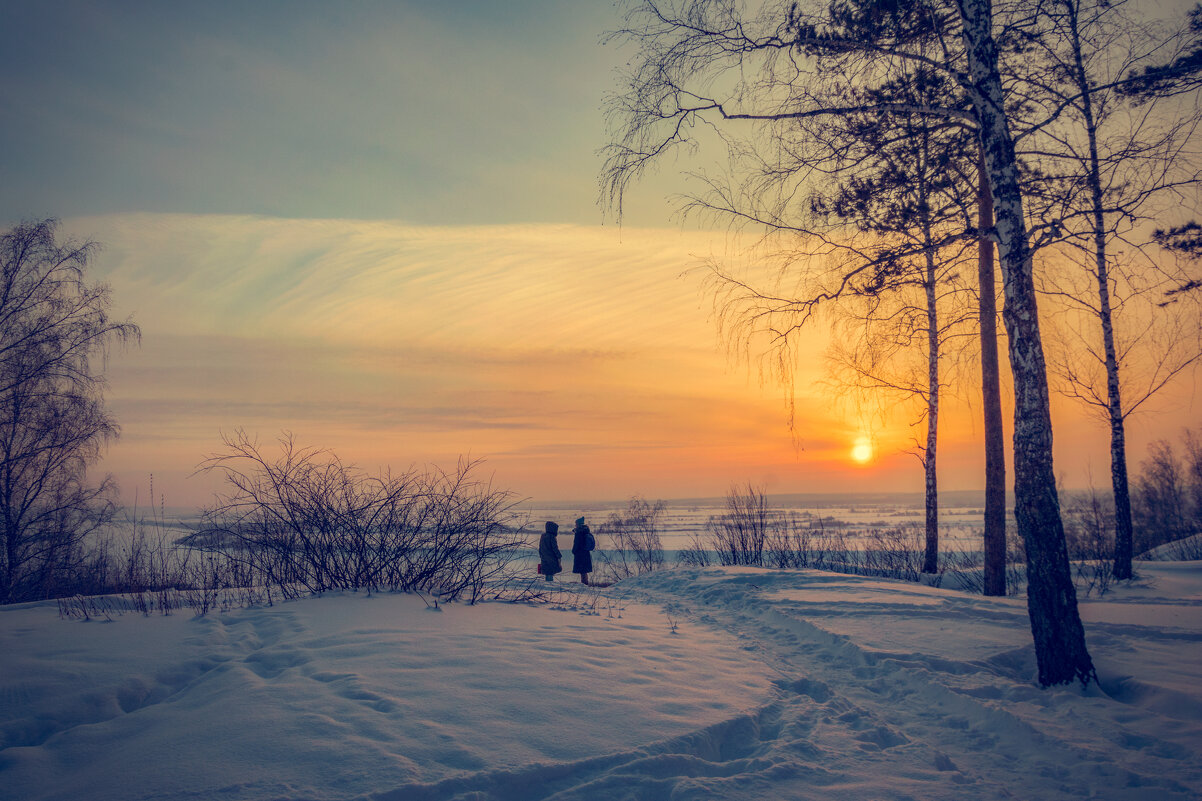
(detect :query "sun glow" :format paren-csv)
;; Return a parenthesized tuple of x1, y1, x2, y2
(850, 436, 874, 465)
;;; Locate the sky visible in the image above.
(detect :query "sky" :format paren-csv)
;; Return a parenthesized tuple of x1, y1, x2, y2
(1, 0, 1198, 509)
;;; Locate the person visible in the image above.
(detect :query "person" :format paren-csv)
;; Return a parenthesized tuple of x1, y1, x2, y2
(538, 521, 562, 581)
(571, 517, 595, 585)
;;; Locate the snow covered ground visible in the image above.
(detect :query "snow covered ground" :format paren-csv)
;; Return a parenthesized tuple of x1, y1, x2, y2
(3, 563, 1201, 800)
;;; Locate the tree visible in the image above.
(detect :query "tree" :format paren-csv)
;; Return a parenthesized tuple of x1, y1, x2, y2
(0, 219, 138, 602)
(953, 0, 1098, 687)
(603, 0, 1097, 685)
(1022, 0, 1202, 581)
(1118, 3, 1202, 98)
(1132, 438, 1192, 552)
(976, 146, 1008, 596)
(1186, 429, 1202, 532)
(812, 66, 978, 575)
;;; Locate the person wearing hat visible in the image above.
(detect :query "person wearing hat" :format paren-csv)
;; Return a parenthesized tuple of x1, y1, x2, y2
(571, 517, 595, 585)
(539, 521, 562, 581)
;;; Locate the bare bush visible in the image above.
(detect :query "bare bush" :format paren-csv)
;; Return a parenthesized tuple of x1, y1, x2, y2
(193, 432, 527, 603)
(597, 496, 666, 581)
(675, 529, 713, 567)
(941, 548, 983, 593)
(1007, 530, 1027, 596)
(1063, 487, 1117, 597)
(764, 514, 811, 568)
(810, 521, 853, 573)
(707, 484, 772, 567)
(861, 526, 929, 583)
(929, 527, 1027, 596)
(761, 514, 851, 571)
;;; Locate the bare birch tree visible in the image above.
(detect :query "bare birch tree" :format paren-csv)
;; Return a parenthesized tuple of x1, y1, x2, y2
(0, 220, 139, 603)
(953, 0, 1098, 686)
(1021, 0, 1202, 581)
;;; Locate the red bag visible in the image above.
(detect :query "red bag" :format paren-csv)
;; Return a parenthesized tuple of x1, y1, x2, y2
(537, 563, 543, 574)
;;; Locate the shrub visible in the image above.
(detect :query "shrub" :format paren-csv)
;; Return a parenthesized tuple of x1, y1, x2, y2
(1062, 486, 1117, 596)
(597, 496, 666, 581)
(861, 525, 927, 582)
(765, 514, 811, 568)
(762, 514, 854, 571)
(926, 527, 1026, 596)
(675, 530, 713, 567)
(193, 431, 527, 603)
(707, 483, 771, 566)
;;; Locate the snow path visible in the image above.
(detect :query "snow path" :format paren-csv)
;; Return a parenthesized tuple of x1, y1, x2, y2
(380, 566, 1202, 800)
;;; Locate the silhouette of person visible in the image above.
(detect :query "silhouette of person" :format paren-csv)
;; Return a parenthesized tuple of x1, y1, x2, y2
(539, 521, 562, 581)
(571, 517, 595, 585)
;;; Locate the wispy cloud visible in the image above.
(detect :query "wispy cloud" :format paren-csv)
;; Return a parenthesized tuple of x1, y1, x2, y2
(68, 214, 863, 504)
(66, 212, 1167, 507)
(74, 214, 731, 349)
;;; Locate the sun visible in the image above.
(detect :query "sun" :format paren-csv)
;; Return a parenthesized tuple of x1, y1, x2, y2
(850, 436, 874, 465)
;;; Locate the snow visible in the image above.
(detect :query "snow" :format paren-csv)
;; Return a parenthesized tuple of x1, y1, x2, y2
(3, 564, 1202, 800)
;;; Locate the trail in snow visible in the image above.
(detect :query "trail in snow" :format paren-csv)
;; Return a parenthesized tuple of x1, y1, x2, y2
(381, 566, 1202, 801)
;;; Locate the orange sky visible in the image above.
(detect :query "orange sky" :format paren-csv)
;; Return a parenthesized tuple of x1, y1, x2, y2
(67, 214, 1200, 510)
(9, 5, 1197, 511)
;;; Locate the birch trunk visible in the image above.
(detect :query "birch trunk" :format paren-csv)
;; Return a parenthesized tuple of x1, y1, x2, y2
(958, 0, 1096, 686)
(1062, 0, 1135, 581)
(1084, 67, 1135, 583)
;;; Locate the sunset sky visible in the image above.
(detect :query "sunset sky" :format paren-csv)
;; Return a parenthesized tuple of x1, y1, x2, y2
(2, 1, 1197, 508)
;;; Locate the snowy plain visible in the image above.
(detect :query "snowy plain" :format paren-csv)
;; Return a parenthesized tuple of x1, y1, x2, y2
(2, 561, 1202, 800)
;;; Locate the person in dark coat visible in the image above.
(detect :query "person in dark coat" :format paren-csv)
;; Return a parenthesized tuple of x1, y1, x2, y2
(538, 521, 562, 581)
(571, 517, 595, 585)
